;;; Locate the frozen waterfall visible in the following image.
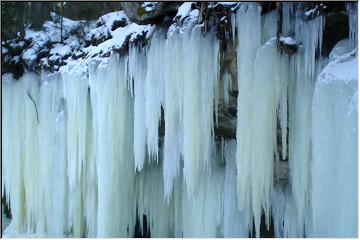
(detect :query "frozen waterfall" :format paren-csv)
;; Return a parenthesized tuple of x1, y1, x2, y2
(1, 2, 358, 238)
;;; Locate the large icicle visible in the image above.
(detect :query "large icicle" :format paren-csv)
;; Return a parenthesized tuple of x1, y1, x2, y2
(162, 26, 183, 200)
(89, 55, 136, 237)
(62, 64, 89, 236)
(44, 73, 68, 236)
(223, 140, 248, 237)
(311, 50, 358, 237)
(347, 2, 358, 49)
(129, 45, 148, 171)
(37, 74, 59, 233)
(136, 157, 173, 237)
(182, 24, 219, 195)
(235, 3, 265, 236)
(2, 74, 26, 234)
(251, 40, 280, 236)
(145, 31, 165, 162)
(288, 12, 324, 236)
(180, 146, 224, 237)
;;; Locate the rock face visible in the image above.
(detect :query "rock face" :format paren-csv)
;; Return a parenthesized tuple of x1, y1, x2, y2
(120, 2, 181, 24)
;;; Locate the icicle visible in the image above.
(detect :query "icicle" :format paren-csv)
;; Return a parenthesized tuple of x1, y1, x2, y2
(129, 45, 148, 171)
(251, 40, 279, 236)
(283, 186, 303, 237)
(235, 3, 262, 236)
(272, 184, 285, 237)
(261, 10, 277, 43)
(311, 50, 358, 237)
(231, 13, 236, 44)
(287, 10, 325, 236)
(347, 2, 358, 49)
(2, 74, 13, 203)
(145, 31, 165, 162)
(181, 144, 224, 237)
(223, 71, 231, 108)
(136, 156, 173, 237)
(278, 54, 289, 161)
(83, 90, 97, 237)
(223, 140, 248, 237)
(182, 25, 219, 195)
(47, 74, 70, 237)
(2, 74, 26, 234)
(163, 27, 183, 200)
(62, 64, 89, 236)
(89, 55, 136, 237)
(282, 3, 294, 36)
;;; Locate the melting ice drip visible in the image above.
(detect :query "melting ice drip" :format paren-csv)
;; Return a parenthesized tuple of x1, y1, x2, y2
(1, 2, 358, 238)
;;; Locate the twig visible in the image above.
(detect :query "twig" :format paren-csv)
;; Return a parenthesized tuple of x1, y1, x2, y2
(26, 90, 40, 124)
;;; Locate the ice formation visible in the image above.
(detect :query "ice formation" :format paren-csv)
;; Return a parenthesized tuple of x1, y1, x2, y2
(234, 4, 261, 236)
(1, 2, 358, 238)
(311, 50, 358, 237)
(347, 2, 358, 48)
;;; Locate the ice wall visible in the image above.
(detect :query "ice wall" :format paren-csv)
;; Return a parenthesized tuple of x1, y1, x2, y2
(1, 2, 358, 238)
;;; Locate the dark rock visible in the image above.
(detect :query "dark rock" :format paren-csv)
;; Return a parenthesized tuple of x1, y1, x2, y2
(111, 19, 127, 31)
(120, 2, 181, 25)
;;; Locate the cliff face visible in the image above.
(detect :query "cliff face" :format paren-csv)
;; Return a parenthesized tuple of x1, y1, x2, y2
(1, 1, 358, 238)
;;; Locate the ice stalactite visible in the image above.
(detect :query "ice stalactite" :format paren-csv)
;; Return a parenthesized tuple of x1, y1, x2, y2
(2, 74, 26, 234)
(62, 64, 90, 236)
(45, 73, 68, 236)
(180, 146, 224, 238)
(1, 2, 358, 238)
(261, 9, 277, 44)
(287, 12, 324, 236)
(272, 184, 285, 237)
(22, 73, 42, 233)
(89, 55, 136, 237)
(136, 156, 173, 237)
(162, 26, 184, 200)
(35, 74, 66, 236)
(235, 4, 261, 235)
(182, 24, 219, 195)
(129, 45, 148, 171)
(223, 140, 248, 237)
(311, 50, 358, 237)
(282, 3, 294, 36)
(2, 74, 12, 204)
(235, 3, 286, 237)
(145, 31, 165, 162)
(222, 71, 232, 108)
(251, 40, 282, 236)
(347, 2, 358, 49)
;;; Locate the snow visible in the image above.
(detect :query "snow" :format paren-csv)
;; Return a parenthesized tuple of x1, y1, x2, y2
(97, 11, 128, 29)
(50, 43, 71, 57)
(174, 2, 192, 22)
(279, 36, 297, 45)
(85, 23, 153, 57)
(316, 49, 358, 88)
